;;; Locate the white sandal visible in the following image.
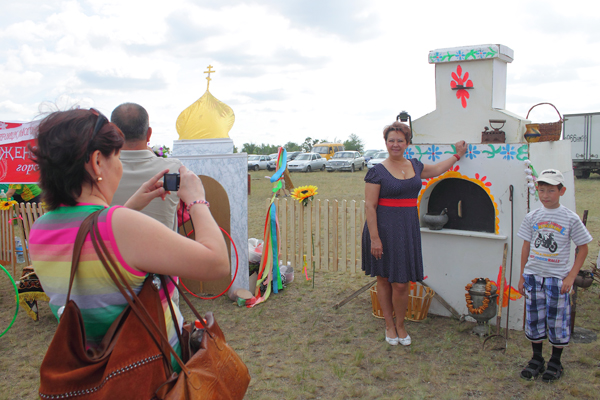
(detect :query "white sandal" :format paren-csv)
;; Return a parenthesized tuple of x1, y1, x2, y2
(398, 334, 411, 346)
(385, 336, 399, 346)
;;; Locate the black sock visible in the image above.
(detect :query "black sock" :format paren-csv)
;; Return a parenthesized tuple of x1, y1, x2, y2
(532, 342, 544, 361)
(549, 346, 563, 366)
(521, 342, 545, 379)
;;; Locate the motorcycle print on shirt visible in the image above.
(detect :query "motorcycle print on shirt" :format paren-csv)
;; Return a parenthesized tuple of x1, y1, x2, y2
(534, 232, 558, 253)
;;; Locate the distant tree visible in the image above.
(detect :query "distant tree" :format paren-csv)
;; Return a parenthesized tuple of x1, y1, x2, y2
(301, 137, 330, 152)
(242, 143, 258, 154)
(258, 144, 280, 154)
(283, 141, 302, 152)
(344, 133, 364, 153)
(302, 137, 318, 152)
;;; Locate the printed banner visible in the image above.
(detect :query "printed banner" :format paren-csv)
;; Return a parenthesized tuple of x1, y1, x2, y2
(0, 120, 40, 183)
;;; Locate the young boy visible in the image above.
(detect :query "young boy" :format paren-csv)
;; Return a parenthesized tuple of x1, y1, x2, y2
(517, 169, 592, 382)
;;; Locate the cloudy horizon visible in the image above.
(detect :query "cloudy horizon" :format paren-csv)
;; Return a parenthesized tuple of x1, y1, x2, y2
(2, 0, 599, 151)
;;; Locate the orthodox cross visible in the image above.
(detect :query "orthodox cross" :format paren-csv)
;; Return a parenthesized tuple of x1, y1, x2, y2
(205, 65, 215, 90)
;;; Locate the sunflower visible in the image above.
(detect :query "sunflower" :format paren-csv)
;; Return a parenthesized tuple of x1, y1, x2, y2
(0, 200, 18, 211)
(291, 185, 318, 206)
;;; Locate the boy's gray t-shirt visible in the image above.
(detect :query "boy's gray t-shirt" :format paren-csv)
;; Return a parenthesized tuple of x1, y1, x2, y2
(517, 205, 592, 279)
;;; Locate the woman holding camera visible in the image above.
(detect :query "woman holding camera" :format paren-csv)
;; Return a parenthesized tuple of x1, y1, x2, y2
(29, 108, 230, 362)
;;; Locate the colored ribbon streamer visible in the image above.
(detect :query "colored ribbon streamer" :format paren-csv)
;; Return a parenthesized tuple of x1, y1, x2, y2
(303, 254, 310, 280)
(247, 147, 288, 307)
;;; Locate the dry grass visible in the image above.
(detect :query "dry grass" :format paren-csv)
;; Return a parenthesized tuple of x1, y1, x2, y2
(1, 170, 600, 399)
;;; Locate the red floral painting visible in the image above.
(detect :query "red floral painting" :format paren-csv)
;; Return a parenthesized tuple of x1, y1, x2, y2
(450, 64, 473, 108)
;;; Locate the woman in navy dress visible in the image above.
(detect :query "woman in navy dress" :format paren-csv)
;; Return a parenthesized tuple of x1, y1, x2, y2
(362, 121, 467, 345)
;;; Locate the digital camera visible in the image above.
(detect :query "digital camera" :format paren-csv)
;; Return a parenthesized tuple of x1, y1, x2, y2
(163, 173, 180, 191)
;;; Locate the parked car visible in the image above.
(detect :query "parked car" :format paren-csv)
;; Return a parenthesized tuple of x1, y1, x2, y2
(325, 151, 365, 172)
(363, 149, 383, 163)
(287, 153, 326, 172)
(286, 151, 303, 161)
(248, 155, 269, 171)
(267, 153, 279, 171)
(311, 143, 344, 160)
(267, 151, 303, 170)
(367, 151, 388, 169)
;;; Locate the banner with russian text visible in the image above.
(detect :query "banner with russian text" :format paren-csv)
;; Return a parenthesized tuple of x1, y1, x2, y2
(0, 120, 40, 184)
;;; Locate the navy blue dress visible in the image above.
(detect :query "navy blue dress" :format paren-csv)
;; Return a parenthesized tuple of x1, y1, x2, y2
(361, 159, 424, 283)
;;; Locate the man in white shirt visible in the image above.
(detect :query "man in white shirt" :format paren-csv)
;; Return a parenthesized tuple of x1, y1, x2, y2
(110, 103, 182, 230)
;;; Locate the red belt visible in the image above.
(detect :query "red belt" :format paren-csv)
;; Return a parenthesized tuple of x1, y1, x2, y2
(378, 198, 417, 207)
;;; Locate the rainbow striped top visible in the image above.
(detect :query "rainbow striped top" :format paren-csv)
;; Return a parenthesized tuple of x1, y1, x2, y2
(30, 204, 182, 367)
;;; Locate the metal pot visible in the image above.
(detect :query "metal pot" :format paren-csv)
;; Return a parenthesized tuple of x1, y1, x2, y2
(574, 270, 594, 289)
(421, 208, 448, 230)
(467, 278, 498, 323)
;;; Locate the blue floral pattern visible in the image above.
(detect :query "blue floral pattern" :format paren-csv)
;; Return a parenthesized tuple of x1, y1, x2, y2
(500, 144, 516, 160)
(406, 144, 527, 161)
(431, 46, 500, 63)
(466, 144, 480, 160)
(428, 145, 441, 161)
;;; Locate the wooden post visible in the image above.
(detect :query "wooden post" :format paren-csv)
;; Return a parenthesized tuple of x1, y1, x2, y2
(350, 200, 357, 274)
(290, 198, 296, 267)
(341, 199, 347, 271)
(298, 200, 304, 269)
(332, 200, 339, 271)
(571, 209, 589, 333)
(323, 200, 330, 270)
(281, 199, 287, 265)
(306, 201, 312, 269)
(314, 199, 321, 270)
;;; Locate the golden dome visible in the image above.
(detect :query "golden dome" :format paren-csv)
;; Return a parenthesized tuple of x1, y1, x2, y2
(176, 65, 235, 140)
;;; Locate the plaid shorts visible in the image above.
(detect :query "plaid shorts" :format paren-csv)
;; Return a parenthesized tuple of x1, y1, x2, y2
(523, 274, 570, 346)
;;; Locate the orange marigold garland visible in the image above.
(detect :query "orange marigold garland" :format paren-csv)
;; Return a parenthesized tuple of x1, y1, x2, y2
(465, 278, 493, 315)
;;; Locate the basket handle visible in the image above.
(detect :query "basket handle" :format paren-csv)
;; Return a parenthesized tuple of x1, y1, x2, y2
(525, 102, 563, 121)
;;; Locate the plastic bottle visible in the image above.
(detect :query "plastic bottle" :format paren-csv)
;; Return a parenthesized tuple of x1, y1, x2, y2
(0, 189, 6, 201)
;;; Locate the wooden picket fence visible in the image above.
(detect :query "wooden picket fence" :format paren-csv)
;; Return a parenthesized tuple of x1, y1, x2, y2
(266, 198, 366, 272)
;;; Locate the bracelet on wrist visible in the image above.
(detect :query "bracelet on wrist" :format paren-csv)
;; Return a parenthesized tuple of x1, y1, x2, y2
(186, 199, 210, 213)
(453, 154, 460, 161)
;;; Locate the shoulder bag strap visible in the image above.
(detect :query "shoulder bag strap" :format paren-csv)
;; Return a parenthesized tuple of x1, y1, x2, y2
(167, 276, 214, 335)
(88, 211, 190, 375)
(160, 275, 183, 347)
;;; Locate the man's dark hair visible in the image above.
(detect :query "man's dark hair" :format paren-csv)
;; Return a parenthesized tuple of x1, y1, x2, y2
(110, 103, 149, 142)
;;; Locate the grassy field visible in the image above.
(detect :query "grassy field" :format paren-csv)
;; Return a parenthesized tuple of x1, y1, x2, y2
(1, 169, 600, 399)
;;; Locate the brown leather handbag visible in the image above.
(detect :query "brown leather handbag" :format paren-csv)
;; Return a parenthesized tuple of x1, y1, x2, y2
(39, 210, 250, 399)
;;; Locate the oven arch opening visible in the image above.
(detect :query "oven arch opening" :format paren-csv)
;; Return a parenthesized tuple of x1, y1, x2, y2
(424, 178, 496, 233)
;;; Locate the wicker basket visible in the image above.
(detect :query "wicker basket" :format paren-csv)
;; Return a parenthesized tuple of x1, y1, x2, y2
(525, 103, 563, 142)
(370, 283, 435, 321)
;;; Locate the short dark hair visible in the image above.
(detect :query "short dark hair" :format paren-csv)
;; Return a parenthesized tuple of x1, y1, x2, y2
(31, 109, 124, 210)
(383, 121, 411, 143)
(110, 103, 149, 142)
(537, 181, 564, 190)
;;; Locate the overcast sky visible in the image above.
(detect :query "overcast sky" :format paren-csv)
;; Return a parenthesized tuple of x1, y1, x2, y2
(2, 0, 599, 151)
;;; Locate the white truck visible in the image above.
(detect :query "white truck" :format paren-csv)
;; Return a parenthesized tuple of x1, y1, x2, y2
(564, 112, 600, 179)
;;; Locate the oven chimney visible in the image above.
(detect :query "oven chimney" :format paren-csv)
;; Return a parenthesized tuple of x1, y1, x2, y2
(413, 44, 528, 144)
